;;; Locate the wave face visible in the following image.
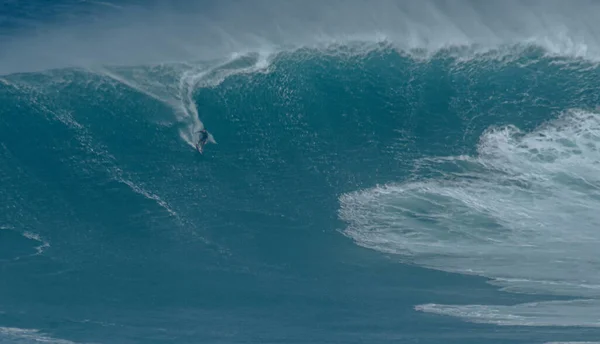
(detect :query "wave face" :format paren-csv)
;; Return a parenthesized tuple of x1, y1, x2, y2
(4, 4, 600, 342)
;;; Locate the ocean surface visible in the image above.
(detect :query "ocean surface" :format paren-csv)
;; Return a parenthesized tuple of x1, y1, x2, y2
(2, 1, 600, 343)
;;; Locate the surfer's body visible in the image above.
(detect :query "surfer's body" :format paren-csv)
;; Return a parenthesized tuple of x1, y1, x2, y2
(196, 129, 209, 154)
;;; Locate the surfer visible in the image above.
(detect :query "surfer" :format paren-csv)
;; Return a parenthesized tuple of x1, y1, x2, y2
(196, 129, 209, 154)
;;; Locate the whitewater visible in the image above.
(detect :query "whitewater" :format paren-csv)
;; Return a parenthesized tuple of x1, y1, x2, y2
(3, 1, 600, 343)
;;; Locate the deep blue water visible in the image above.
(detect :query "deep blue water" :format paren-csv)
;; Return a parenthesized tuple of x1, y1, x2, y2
(3, 1, 600, 343)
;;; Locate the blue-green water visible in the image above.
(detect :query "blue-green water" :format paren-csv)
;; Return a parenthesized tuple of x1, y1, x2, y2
(3, 2, 600, 343)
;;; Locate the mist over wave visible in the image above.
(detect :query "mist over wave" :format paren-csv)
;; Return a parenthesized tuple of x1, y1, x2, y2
(4, 0, 600, 75)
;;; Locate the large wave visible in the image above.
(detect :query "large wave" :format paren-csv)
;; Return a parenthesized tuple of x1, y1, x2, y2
(3, 35, 600, 342)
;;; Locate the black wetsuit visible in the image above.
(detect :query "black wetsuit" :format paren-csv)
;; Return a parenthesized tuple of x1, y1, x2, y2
(199, 130, 208, 145)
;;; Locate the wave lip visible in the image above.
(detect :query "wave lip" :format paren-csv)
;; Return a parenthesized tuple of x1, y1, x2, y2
(6, 0, 600, 74)
(339, 109, 600, 327)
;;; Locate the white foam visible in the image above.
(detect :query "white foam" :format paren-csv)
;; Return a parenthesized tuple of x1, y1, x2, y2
(0, 327, 77, 344)
(416, 300, 600, 327)
(22, 231, 50, 256)
(0, 226, 50, 260)
(340, 109, 600, 327)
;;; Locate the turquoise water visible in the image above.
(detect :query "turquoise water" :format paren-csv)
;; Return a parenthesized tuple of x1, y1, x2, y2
(3, 2, 600, 343)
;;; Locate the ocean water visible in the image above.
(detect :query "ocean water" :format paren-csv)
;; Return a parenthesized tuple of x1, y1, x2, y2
(3, 1, 600, 343)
